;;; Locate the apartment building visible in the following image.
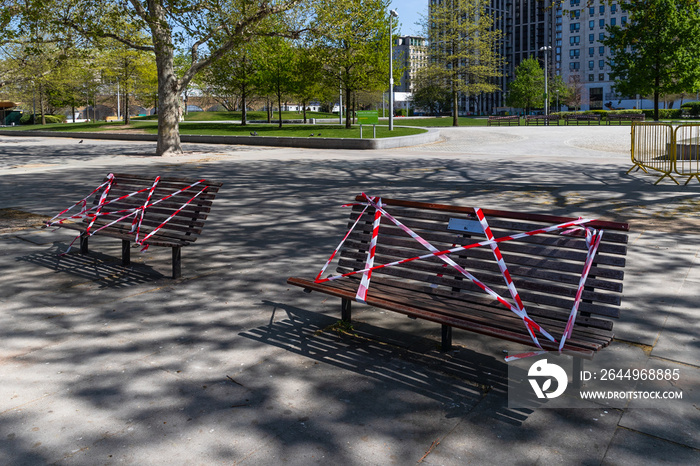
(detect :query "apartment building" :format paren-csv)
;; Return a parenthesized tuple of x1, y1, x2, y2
(426, 0, 553, 115)
(394, 36, 429, 94)
(560, 0, 632, 110)
(421, 0, 649, 113)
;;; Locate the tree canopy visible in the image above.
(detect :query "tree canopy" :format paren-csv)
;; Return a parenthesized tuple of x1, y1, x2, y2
(2, 0, 316, 155)
(602, 0, 700, 120)
(424, 0, 504, 126)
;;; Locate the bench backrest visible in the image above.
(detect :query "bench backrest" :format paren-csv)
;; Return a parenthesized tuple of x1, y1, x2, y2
(337, 197, 629, 347)
(84, 173, 222, 246)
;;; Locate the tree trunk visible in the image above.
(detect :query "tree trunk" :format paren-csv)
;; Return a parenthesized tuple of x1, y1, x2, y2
(345, 87, 352, 129)
(654, 91, 660, 121)
(125, 92, 131, 125)
(452, 88, 459, 127)
(39, 83, 46, 125)
(302, 99, 307, 123)
(277, 82, 283, 128)
(153, 19, 182, 156)
(241, 85, 247, 126)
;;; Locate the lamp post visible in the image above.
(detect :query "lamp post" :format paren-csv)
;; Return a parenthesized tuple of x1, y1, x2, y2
(539, 46, 551, 116)
(389, 9, 398, 131)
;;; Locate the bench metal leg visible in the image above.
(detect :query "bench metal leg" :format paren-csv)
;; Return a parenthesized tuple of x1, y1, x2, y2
(79, 232, 88, 254)
(172, 246, 182, 279)
(122, 239, 131, 266)
(441, 324, 452, 352)
(341, 298, 352, 322)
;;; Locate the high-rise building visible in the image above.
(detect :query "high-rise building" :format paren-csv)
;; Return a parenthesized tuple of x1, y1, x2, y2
(422, 0, 648, 114)
(425, 0, 512, 115)
(393, 36, 429, 94)
(561, 0, 633, 110)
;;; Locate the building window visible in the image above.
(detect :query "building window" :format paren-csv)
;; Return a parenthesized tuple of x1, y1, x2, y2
(599, 46, 605, 55)
(589, 74, 595, 82)
(589, 7, 594, 15)
(600, 5, 605, 14)
(599, 73, 605, 81)
(570, 36, 580, 45)
(589, 60, 594, 70)
(611, 18, 616, 26)
(570, 62, 580, 70)
(599, 33, 605, 41)
(570, 23, 580, 32)
(599, 60, 605, 68)
(570, 49, 581, 58)
(589, 34, 594, 43)
(622, 16, 627, 25)
(599, 19, 605, 28)
(589, 20, 595, 30)
(589, 47, 594, 56)
(611, 4, 617, 13)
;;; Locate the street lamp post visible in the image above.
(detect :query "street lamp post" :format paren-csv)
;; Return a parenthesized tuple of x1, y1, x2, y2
(389, 9, 398, 131)
(539, 45, 552, 116)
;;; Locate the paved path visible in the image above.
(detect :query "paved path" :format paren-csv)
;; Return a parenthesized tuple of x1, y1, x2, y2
(0, 127, 698, 465)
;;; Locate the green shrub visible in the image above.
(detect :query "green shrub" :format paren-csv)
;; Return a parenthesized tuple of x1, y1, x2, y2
(19, 114, 66, 124)
(680, 101, 700, 116)
(641, 109, 682, 120)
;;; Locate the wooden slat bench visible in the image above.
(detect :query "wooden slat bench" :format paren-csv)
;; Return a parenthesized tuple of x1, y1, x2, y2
(606, 114, 645, 125)
(288, 197, 629, 359)
(58, 173, 222, 278)
(564, 114, 602, 125)
(524, 115, 560, 126)
(487, 115, 520, 126)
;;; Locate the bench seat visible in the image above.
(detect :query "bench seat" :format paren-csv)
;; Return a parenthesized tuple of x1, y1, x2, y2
(288, 197, 629, 358)
(57, 173, 222, 278)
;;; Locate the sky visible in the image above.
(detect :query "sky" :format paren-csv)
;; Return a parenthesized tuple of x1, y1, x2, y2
(388, 0, 427, 36)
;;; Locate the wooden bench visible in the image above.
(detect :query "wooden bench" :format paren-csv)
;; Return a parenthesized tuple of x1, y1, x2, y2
(606, 114, 645, 125)
(487, 115, 520, 126)
(564, 114, 602, 125)
(288, 196, 629, 359)
(58, 173, 222, 278)
(524, 115, 560, 126)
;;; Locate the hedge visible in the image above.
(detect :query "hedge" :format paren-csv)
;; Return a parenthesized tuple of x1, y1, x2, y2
(552, 109, 644, 120)
(640, 109, 683, 119)
(680, 102, 700, 116)
(19, 114, 66, 125)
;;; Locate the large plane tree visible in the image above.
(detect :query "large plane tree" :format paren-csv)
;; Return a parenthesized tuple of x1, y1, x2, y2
(3, 0, 317, 155)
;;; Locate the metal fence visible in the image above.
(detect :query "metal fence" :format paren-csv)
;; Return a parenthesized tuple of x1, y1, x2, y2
(629, 123, 700, 185)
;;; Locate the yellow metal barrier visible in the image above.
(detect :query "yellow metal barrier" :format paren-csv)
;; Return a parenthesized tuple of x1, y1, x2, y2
(673, 125, 700, 185)
(628, 123, 677, 184)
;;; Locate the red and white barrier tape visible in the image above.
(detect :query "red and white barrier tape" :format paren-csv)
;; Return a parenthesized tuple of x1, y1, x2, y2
(356, 197, 382, 303)
(314, 203, 371, 282)
(315, 194, 607, 361)
(47, 175, 208, 254)
(476, 208, 555, 348)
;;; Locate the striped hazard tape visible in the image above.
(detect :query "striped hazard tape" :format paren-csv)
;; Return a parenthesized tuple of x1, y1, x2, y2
(315, 194, 607, 360)
(47, 175, 209, 254)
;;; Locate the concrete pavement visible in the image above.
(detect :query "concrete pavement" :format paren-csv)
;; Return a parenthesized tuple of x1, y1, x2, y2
(0, 127, 698, 464)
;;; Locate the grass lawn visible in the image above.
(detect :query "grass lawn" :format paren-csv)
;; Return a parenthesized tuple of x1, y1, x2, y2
(134, 110, 338, 122)
(5, 121, 426, 139)
(395, 116, 489, 127)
